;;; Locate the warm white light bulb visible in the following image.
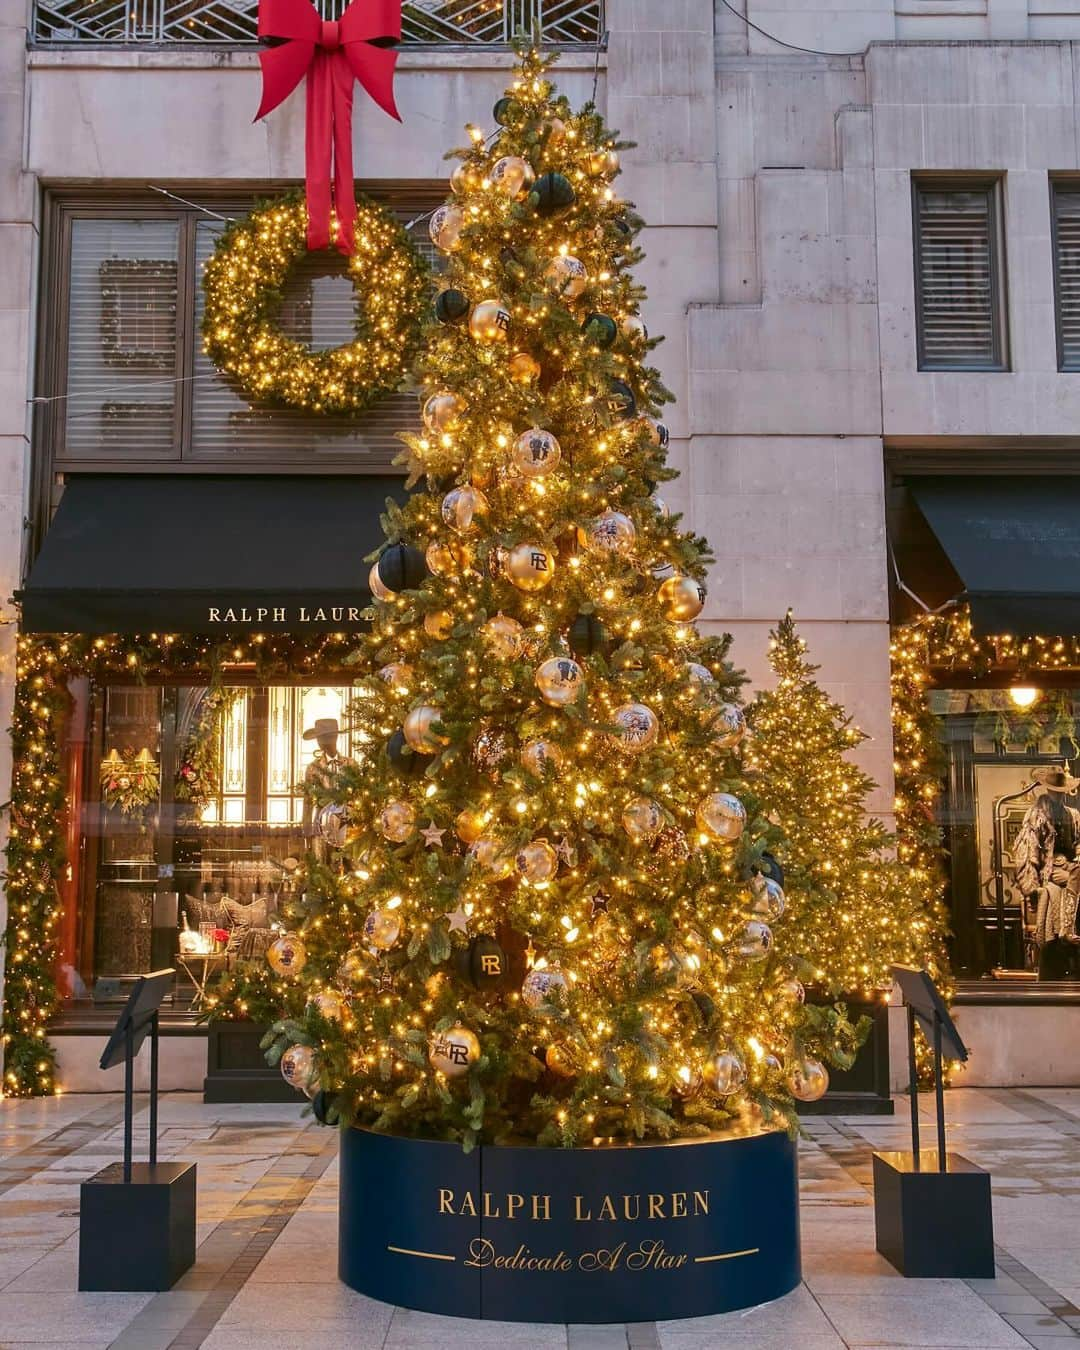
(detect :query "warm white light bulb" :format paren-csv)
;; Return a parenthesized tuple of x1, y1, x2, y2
(1008, 686, 1039, 709)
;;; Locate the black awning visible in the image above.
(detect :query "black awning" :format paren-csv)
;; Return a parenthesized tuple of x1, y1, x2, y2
(906, 475, 1080, 637)
(18, 474, 407, 634)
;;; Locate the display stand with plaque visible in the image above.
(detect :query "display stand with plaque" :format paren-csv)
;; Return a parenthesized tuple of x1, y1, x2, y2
(78, 970, 197, 1291)
(872, 966, 994, 1278)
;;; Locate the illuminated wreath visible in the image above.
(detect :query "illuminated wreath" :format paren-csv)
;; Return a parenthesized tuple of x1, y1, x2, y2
(201, 193, 429, 415)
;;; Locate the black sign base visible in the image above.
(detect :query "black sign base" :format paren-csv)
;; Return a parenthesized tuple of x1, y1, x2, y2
(79, 1162, 197, 1291)
(339, 1127, 800, 1323)
(873, 1151, 994, 1278)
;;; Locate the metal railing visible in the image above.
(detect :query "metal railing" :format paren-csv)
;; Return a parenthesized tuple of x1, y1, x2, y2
(32, 0, 604, 46)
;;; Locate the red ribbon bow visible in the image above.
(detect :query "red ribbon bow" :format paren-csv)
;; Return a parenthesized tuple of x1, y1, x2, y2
(255, 0, 402, 254)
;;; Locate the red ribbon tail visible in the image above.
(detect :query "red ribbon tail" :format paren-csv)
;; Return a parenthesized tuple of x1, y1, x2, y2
(304, 49, 333, 251)
(331, 55, 357, 256)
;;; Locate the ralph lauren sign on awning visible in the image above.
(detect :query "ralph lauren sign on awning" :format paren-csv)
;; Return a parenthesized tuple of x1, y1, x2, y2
(18, 474, 406, 635)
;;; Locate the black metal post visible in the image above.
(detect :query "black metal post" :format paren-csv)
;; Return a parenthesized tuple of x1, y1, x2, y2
(123, 1018, 134, 1184)
(149, 1011, 159, 1168)
(907, 1003, 921, 1170)
(933, 1011, 947, 1173)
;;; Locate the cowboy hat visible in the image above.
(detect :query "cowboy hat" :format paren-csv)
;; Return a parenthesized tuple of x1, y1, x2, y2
(1032, 764, 1080, 794)
(302, 717, 340, 741)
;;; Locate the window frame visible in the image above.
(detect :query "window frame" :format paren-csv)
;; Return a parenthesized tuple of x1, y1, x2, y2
(1050, 175, 1080, 373)
(911, 174, 1010, 374)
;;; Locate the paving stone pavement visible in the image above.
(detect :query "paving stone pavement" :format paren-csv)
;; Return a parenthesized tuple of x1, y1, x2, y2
(2, 1087, 1079, 1348)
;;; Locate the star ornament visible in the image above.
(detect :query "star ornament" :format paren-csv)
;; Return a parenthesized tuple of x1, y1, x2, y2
(448, 905, 470, 934)
(420, 821, 446, 848)
(590, 892, 610, 917)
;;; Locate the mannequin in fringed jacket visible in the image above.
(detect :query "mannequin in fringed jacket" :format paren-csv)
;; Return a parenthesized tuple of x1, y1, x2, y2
(1013, 765, 1080, 979)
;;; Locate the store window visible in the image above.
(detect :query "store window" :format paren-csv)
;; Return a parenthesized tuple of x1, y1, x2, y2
(69, 679, 365, 1004)
(912, 177, 1009, 371)
(928, 684, 1080, 982)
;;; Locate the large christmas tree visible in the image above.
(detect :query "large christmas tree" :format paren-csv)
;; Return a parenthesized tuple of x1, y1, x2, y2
(258, 49, 865, 1147)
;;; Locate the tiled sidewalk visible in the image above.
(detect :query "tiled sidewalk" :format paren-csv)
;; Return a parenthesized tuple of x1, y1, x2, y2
(2, 1088, 1079, 1348)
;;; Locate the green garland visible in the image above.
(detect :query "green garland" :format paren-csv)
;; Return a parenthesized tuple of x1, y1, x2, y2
(100, 746, 160, 813)
(175, 686, 241, 812)
(2, 631, 361, 1097)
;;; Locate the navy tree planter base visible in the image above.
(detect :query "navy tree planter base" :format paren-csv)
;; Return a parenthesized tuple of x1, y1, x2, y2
(339, 1126, 800, 1323)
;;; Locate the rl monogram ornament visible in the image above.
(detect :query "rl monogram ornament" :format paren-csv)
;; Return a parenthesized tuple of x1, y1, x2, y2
(254, 0, 403, 254)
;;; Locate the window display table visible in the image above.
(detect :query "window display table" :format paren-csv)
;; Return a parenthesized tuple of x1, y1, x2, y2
(176, 952, 226, 1011)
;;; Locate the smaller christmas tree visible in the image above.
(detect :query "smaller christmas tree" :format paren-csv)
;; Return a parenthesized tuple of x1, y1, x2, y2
(747, 613, 945, 996)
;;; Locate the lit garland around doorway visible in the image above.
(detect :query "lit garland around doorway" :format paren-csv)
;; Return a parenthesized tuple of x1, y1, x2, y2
(201, 192, 429, 415)
(1, 630, 362, 1097)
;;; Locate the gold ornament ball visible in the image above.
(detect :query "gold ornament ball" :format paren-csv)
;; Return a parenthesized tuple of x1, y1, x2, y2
(455, 808, 488, 844)
(612, 702, 660, 753)
(623, 796, 663, 843)
(545, 1040, 579, 1077)
(471, 724, 511, 775)
(470, 835, 515, 880)
(658, 575, 706, 621)
(544, 255, 588, 301)
(621, 314, 648, 342)
(686, 661, 715, 689)
(364, 906, 403, 951)
(450, 160, 481, 195)
(422, 391, 462, 432)
(696, 791, 746, 842)
(673, 1064, 704, 1099)
(704, 1050, 746, 1098)
(369, 561, 395, 601)
(521, 739, 563, 775)
(586, 509, 636, 555)
(512, 427, 561, 477)
(516, 838, 559, 884)
(521, 965, 569, 1013)
(267, 933, 307, 978)
(337, 948, 370, 988)
(429, 202, 465, 252)
(469, 299, 511, 343)
(509, 351, 541, 383)
(506, 542, 556, 592)
(426, 539, 469, 575)
(311, 989, 345, 1022)
(490, 155, 535, 197)
(736, 919, 772, 962)
(429, 1024, 481, 1078)
(379, 799, 417, 843)
(776, 977, 805, 1005)
(536, 656, 585, 707)
(424, 610, 454, 640)
(378, 661, 413, 689)
(789, 1058, 829, 1103)
(710, 703, 746, 749)
(750, 873, 786, 920)
(483, 612, 526, 659)
(280, 1044, 318, 1095)
(543, 116, 567, 145)
(586, 148, 620, 177)
(441, 484, 489, 534)
(651, 492, 670, 519)
(403, 704, 449, 754)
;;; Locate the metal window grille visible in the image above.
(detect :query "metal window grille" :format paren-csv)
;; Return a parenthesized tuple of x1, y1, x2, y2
(1052, 181, 1080, 372)
(912, 180, 1009, 372)
(32, 0, 604, 45)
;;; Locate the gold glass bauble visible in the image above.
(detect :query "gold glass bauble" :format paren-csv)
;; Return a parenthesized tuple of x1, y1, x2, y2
(586, 148, 620, 176)
(429, 1024, 481, 1078)
(545, 1040, 579, 1077)
(521, 739, 563, 775)
(267, 933, 307, 978)
(515, 838, 559, 884)
(611, 702, 660, 753)
(426, 539, 469, 575)
(658, 575, 706, 621)
(403, 704, 449, 754)
(621, 314, 648, 342)
(280, 1043, 319, 1095)
(363, 905, 403, 951)
(379, 799, 416, 843)
(585, 510, 636, 555)
(535, 656, 585, 707)
(455, 807, 487, 844)
(736, 919, 772, 962)
(703, 1049, 746, 1098)
(544, 254, 588, 300)
(710, 703, 746, 750)
(622, 796, 663, 843)
(695, 791, 746, 842)
(490, 155, 535, 197)
(509, 351, 541, 383)
(337, 948, 370, 988)
(441, 484, 489, 533)
(377, 661, 413, 689)
(651, 492, 670, 519)
(310, 989, 345, 1022)
(511, 427, 561, 477)
(469, 299, 511, 342)
(424, 610, 454, 640)
(471, 724, 511, 775)
(450, 160, 482, 195)
(506, 542, 555, 592)
(789, 1057, 829, 1103)
(482, 613, 525, 659)
(686, 661, 715, 689)
(422, 391, 461, 432)
(429, 202, 465, 251)
(369, 561, 394, 601)
(521, 965, 569, 1013)
(776, 977, 806, 1005)
(543, 116, 567, 144)
(750, 873, 786, 921)
(673, 1065, 704, 1098)
(470, 835, 515, 880)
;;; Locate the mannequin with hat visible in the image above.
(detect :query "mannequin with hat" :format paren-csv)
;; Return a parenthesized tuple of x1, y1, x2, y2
(1013, 764, 1080, 979)
(301, 718, 356, 846)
